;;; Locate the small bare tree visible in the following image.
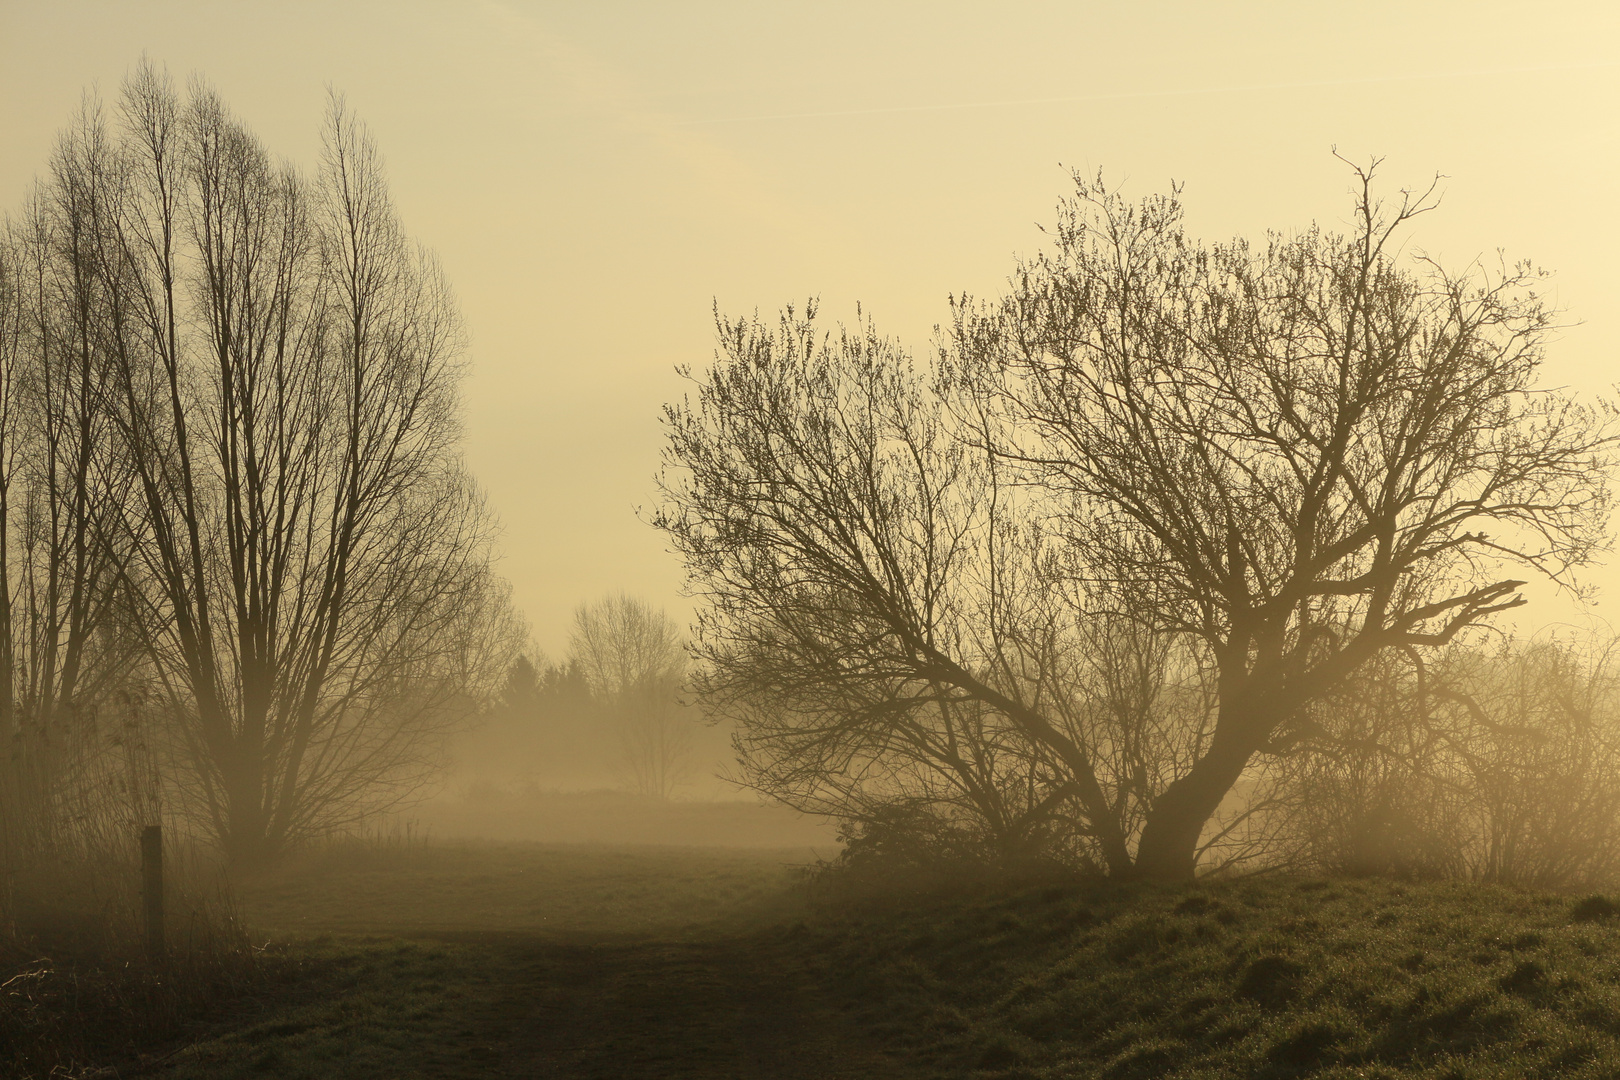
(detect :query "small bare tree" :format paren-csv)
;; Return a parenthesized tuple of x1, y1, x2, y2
(1283, 638, 1620, 888)
(569, 594, 691, 798)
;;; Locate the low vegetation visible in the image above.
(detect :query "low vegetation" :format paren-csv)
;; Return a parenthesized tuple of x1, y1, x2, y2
(1, 852, 258, 1078)
(14, 842, 1620, 1077)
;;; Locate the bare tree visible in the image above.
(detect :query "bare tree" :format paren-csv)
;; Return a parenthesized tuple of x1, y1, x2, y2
(960, 163, 1615, 878)
(57, 64, 521, 865)
(657, 308, 1189, 873)
(0, 108, 151, 871)
(569, 593, 691, 798)
(657, 163, 1615, 880)
(1267, 635, 1620, 888)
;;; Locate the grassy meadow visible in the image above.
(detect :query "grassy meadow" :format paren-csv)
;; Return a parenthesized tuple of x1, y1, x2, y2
(15, 838, 1620, 1077)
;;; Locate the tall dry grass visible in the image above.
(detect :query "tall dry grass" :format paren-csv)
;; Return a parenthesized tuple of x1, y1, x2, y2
(1, 832, 261, 1078)
(0, 708, 262, 1076)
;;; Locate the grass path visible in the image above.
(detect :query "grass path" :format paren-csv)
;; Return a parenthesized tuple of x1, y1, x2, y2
(154, 928, 916, 1079)
(146, 842, 916, 1079)
(484, 933, 912, 1078)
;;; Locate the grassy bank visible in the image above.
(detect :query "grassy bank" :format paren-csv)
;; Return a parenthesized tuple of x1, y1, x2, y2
(808, 873, 1620, 1079)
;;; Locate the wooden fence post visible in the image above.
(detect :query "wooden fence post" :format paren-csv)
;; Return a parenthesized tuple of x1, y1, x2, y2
(141, 824, 164, 958)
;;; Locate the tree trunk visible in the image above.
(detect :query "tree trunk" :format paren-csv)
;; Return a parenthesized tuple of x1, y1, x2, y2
(1130, 721, 1258, 880)
(222, 741, 270, 868)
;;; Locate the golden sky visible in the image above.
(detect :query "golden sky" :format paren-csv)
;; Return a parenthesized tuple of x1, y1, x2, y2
(2, 1, 1617, 655)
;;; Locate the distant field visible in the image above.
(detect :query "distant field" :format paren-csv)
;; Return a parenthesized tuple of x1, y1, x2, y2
(408, 786, 840, 848)
(235, 839, 828, 937)
(85, 843, 1620, 1078)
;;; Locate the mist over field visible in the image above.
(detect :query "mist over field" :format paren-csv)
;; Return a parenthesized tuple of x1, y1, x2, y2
(2, 3, 1618, 1077)
(419, 617, 836, 848)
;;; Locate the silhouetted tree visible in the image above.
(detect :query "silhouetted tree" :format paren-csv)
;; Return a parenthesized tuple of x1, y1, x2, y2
(451, 654, 601, 786)
(0, 110, 152, 868)
(7, 63, 523, 865)
(536, 659, 592, 713)
(657, 163, 1615, 880)
(500, 655, 543, 716)
(657, 305, 1194, 873)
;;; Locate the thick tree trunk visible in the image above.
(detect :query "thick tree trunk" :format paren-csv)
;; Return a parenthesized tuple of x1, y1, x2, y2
(1130, 721, 1258, 881)
(224, 796, 270, 868)
(221, 736, 271, 868)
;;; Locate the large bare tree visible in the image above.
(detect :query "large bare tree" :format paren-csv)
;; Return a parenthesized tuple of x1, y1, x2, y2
(48, 65, 519, 865)
(657, 165, 1615, 880)
(657, 308, 1189, 873)
(967, 165, 1614, 878)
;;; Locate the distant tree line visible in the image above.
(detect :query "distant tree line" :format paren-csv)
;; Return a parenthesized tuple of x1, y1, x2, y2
(0, 63, 519, 870)
(655, 162, 1620, 885)
(466, 594, 698, 799)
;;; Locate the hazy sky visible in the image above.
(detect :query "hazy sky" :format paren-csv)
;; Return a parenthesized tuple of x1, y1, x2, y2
(2, 1, 1617, 655)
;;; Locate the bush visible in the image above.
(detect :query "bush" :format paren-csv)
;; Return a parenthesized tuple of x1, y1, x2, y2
(1272, 638, 1620, 890)
(1571, 895, 1620, 923)
(814, 804, 1101, 897)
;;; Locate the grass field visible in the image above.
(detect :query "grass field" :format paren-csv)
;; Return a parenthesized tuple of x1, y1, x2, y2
(158, 841, 904, 1079)
(35, 842, 1620, 1078)
(235, 838, 827, 937)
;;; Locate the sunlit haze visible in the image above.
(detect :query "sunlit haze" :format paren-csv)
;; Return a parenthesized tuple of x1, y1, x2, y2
(4, 0, 1616, 654)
